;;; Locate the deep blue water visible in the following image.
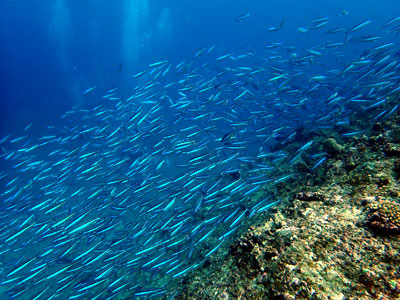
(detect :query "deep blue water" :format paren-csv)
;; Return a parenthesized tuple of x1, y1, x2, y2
(1, 0, 398, 136)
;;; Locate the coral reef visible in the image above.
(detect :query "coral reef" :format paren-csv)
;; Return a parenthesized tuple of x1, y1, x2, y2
(167, 101, 400, 300)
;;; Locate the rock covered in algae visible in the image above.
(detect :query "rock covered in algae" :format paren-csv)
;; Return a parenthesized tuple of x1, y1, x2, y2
(324, 137, 344, 156)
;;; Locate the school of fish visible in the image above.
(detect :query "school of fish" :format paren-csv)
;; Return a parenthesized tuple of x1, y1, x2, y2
(0, 15, 400, 300)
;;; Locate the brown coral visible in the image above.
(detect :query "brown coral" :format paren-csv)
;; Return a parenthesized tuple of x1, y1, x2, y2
(366, 201, 400, 236)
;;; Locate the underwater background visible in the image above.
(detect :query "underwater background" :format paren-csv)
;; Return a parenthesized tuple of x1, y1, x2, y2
(1, 0, 400, 299)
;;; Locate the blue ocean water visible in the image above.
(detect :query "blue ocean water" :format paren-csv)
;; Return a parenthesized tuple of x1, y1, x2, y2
(0, 0, 399, 299)
(0, 0, 398, 134)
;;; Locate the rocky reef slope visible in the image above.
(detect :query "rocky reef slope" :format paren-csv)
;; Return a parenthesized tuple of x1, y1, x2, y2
(172, 111, 400, 300)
